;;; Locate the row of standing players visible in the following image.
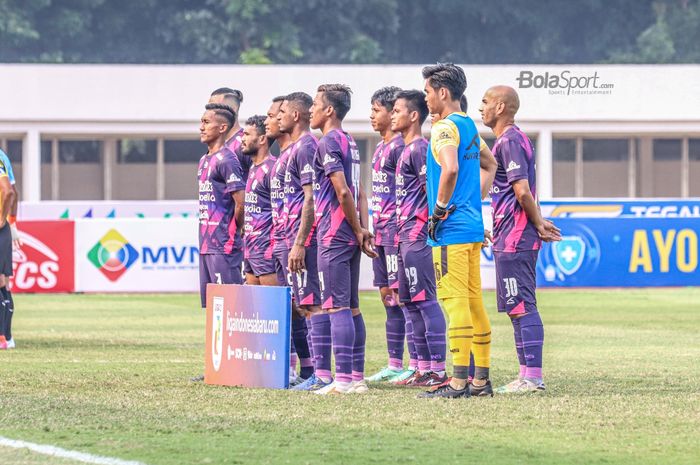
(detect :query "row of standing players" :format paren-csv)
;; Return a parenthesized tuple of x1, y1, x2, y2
(197, 63, 562, 397)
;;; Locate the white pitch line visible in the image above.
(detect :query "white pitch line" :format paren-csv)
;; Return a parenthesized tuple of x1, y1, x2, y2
(0, 436, 148, 465)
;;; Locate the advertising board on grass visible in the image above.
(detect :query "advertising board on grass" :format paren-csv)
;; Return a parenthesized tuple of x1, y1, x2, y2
(205, 284, 291, 389)
(10, 221, 75, 293)
(73, 218, 199, 292)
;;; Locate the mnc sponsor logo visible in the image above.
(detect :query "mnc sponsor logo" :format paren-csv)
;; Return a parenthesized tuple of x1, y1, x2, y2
(516, 70, 614, 95)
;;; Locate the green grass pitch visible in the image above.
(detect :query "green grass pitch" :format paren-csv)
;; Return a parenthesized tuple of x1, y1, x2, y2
(1, 289, 699, 465)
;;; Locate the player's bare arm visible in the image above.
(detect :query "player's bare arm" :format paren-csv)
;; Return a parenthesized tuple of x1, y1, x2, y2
(357, 181, 376, 256)
(288, 184, 315, 273)
(427, 144, 459, 241)
(233, 190, 245, 231)
(436, 145, 458, 206)
(328, 171, 376, 258)
(8, 184, 20, 248)
(0, 177, 14, 229)
(512, 179, 561, 242)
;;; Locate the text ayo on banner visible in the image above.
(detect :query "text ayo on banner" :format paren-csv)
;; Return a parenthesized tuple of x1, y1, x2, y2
(537, 217, 700, 287)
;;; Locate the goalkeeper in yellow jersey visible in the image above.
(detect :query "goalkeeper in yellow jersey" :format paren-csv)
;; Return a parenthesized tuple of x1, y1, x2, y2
(419, 64, 497, 398)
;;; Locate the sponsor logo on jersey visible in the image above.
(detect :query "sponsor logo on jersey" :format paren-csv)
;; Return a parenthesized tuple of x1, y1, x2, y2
(506, 160, 521, 172)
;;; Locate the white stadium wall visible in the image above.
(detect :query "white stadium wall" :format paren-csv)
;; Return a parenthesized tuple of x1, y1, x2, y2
(2, 64, 700, 203)
(3, 64, 700, 293)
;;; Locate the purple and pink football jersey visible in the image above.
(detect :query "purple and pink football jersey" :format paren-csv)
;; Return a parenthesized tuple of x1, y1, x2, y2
(284, 133, 319, 248)
(395, 138, 429, 243)
(197, 146, 245, 254)
(244, 156, 276, 260)
(313, 129, 361, 247)
(271, 145, 293, 252)
(371, 134, 404, 246)
(490, 125, 541, 253)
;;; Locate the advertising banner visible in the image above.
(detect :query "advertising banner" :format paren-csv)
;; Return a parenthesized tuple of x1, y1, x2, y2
(539, 199, 700, 219)
(205, 284, 291, 389)
(74, 218, 199, 292)
(537, 217, 700, 287)
(20, 201, 198, 220)
(11, 221, 75, 293)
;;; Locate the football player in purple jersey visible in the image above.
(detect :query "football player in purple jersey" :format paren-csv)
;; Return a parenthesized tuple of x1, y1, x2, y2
(241, 115, 277, 286)
(480, 85, 561, 394)
(364, 86, 420, 384)
(266, 95, 314, 384)
(308, 84, 376, 395)
(277, 92, 325, 390)
(389, 90, 448, 389)
(193, 103, 245, 382)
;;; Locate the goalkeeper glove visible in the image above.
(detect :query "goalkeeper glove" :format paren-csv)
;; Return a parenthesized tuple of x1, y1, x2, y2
(427, 204, 455, 241)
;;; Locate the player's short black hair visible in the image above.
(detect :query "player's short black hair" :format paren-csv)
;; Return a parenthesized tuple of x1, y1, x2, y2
(371, 86, 402, 111)
(285, 91, 313, 113)
(272, 95, 286, 103)
(204, 103, 236, 128)
(245, 115, 267, 136)
(317, 84, 352, 121)
(395, 90, 429, 125)
(460, 94, 468, 112)
(211, 87, 243, 101)
(422, 63, 466, 102)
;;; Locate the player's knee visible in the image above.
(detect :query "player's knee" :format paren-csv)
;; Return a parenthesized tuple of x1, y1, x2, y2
(259, 273, 278, 286)
(0, 275, 6, 288)
(518, 311, 543, 328)
(443, 298, 472, 326)
(382, 291, 398, 307)
(470, 306, 491, 331)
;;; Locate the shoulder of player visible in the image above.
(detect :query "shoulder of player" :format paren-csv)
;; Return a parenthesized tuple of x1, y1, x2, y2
(406, 136, 429, 151)
(218, 145, 237, 160)
(389, 135, 405, 152)
(405, 138, 428, 163)
(321, 128, 344, 145)
(300, 132, 319, 150)
(430, 119, 459, 143)
(496, 127, 527, 151)
(262, 156, 276, 172)
(279, 144, 294, 157)
(318, 130, 344, 159)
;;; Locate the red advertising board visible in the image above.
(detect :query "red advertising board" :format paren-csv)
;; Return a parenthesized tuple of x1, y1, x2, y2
(10, 221, 75, 293)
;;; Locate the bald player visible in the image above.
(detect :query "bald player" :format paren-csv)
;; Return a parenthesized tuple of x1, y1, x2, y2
(480, 85, 561, 393)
